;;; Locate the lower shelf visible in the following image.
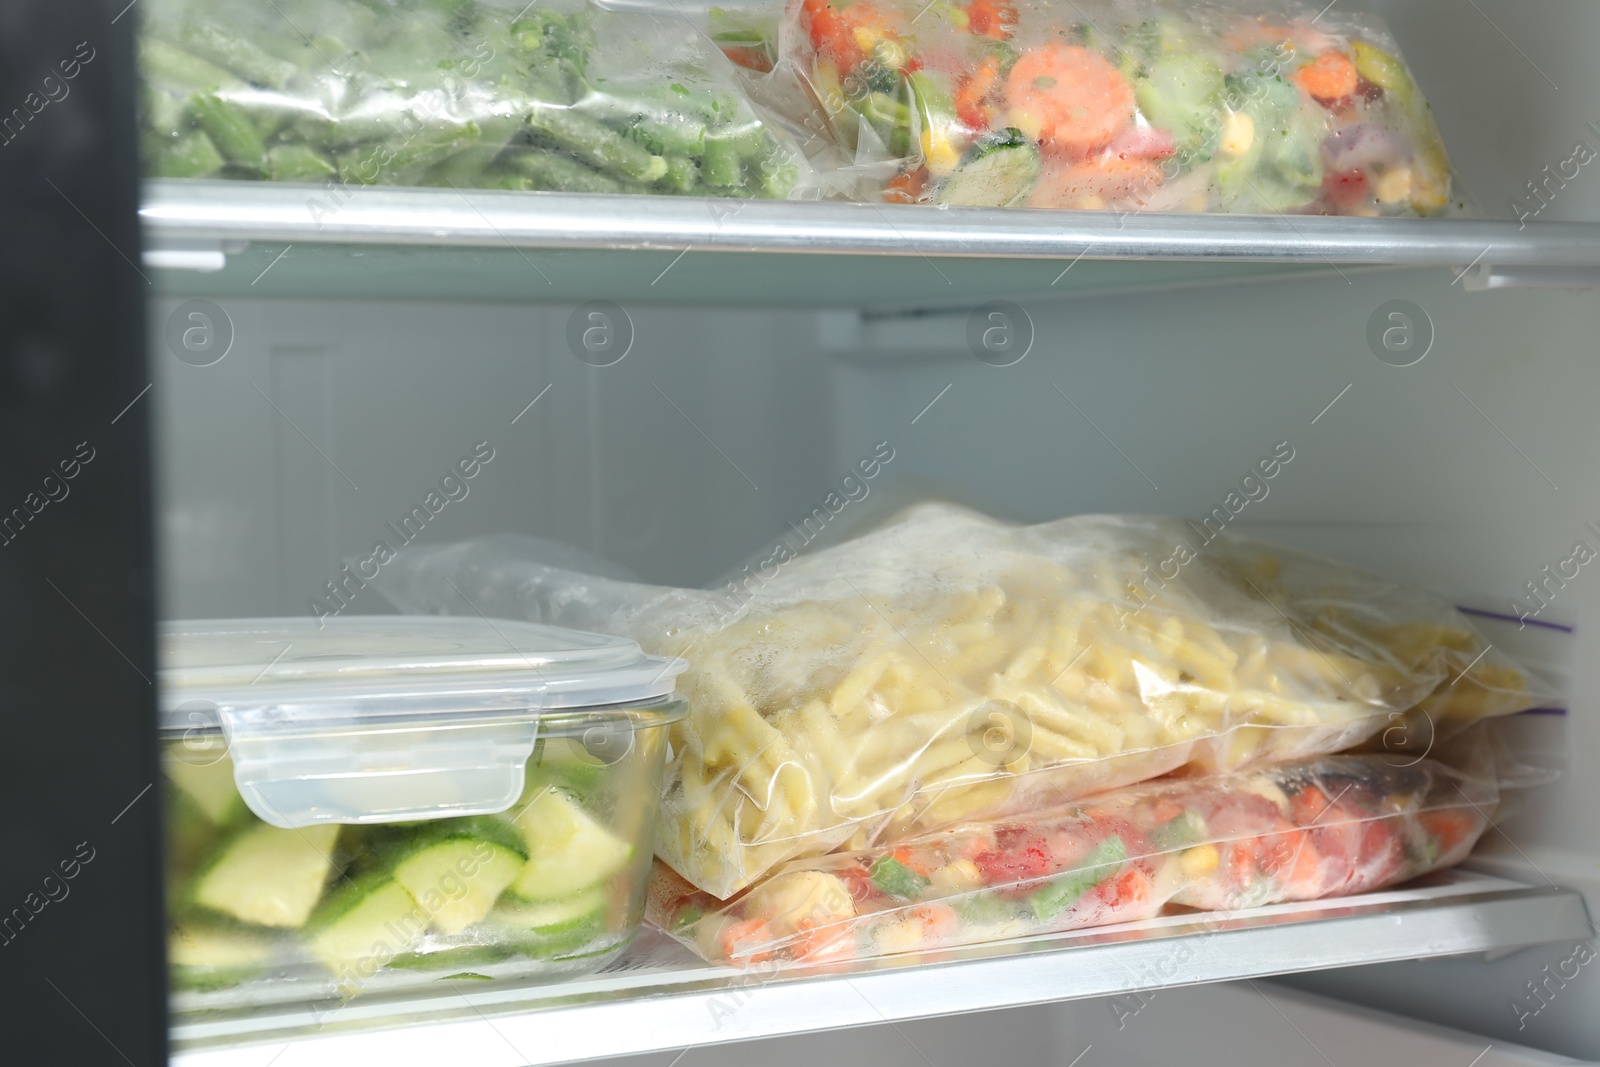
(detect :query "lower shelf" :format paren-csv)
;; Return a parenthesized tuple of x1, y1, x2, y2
(170, 870, 1591, 1067)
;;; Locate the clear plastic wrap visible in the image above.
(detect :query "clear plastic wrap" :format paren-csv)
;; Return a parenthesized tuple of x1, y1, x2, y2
(139, 0, 808, 198)
(376, 504, 1541, 899)
(647, 753, 1497, 966)
(766, 0, 1457, 213)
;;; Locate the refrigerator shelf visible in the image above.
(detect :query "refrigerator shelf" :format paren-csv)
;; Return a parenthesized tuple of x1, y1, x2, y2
(140, 181, 1600, 307)
(170, 870, 1591, 1067)
(143, 181, 1600, 265)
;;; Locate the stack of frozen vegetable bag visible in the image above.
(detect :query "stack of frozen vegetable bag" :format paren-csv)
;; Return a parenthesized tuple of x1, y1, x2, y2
(375, 504, 1544, 968)
(138, 0, 1462, 216)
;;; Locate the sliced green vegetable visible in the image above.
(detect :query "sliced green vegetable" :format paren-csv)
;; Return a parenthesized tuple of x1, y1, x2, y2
(868, 855, 930, 900)
(503, 149, 628, 193)
(1148, 810, 1208, 852)
(380, 816, 528, 935)
(305, 870, 427, 978)
(193, 822, 339, 929)
(1028, 835, 1127, 921)
(174, 22, 298, 90)
(935, 127, 1040, 207)
(508, 787, 633, 902)
(660, 153, 699, 194)
(388, 943, 515, 971)
(169, 918, 278, 991)
(526, 103, 667, 182)
(140, 39, 242, 93)
(189, 91, 268, 175)
(1135, 53, 1224, 161)
(489, 886, 609, 958)
(164, 752, 246, 826)
(701, 129, 742, 187)
(267, 143, 337, 182)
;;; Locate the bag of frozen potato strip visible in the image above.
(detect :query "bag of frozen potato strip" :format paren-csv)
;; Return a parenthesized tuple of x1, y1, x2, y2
(376, 503, 1541, 898)
(762, 0, 1457, 214)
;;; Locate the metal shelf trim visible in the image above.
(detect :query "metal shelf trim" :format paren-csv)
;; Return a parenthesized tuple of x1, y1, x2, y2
(142, 181, 1600, 265)
(170, 872, 1592, 1067)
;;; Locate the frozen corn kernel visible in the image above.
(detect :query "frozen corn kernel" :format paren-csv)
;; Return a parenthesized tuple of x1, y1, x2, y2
(1180, 843, 1220, 879)
(1219, 110, 1255, 157)
(1008, 108, 1044, 141)
(1375, 166, 1414, 204)
(928, 859, 983, 895)
(871, 917, 926, 954)
(922, 128, 962, 177)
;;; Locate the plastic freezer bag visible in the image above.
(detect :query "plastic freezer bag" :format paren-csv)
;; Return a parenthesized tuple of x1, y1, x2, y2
(139, 0, 807, 198)
(768, 0, 1455, 214)
(648, 753, 1496, 966)
(376, 504, 1540, 899)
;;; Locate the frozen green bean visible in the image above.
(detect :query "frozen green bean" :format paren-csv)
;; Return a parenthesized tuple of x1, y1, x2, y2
(189, 92, 267, 175)
(505, 149, 629, 194)
(175, 23, 298, 90)
(152, 130, 226, 179)
(526, 103, 666, 183)
(267, 143, 337, 182)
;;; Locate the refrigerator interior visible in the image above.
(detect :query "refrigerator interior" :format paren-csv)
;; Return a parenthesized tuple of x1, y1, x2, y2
(143, 0, 1600, 1061)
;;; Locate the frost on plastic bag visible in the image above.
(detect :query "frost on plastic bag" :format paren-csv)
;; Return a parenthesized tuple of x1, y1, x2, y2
(647, 753, 1497, 966)
(376, 505, 1541, 899)
(765, 0, 1457, 213)
(138, 0, 808, 198)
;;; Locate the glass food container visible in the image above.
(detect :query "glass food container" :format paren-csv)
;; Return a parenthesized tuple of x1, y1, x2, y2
(158, 616, 686, 1008)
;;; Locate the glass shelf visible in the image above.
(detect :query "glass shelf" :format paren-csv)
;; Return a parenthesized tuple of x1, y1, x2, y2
(141, 181, 1600, 308)
(170, 870, 1591, 1067)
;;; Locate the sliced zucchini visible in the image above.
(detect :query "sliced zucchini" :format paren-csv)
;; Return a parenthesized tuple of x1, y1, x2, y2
(305, 870, 426, 979)
(164, 785, 227, 885)
(935, 128, 1041, 208)
(388, 943, 515, 971)
(169, 919, 278, 991)
(526, 737, 608, 801)
(164, 749, 246, 826)
(193, 822, 338, 928)
(382, 816, 528, 935)
(489, 886, 608, 958)
(508, 787, 633, 903)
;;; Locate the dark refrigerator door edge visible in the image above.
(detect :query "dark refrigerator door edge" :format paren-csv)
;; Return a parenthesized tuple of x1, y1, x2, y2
(0, 3, 165, 1064)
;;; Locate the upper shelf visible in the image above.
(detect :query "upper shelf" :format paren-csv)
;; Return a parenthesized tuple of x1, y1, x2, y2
(145, 180, 1600, 265)
(169, 870, 1590, 1067)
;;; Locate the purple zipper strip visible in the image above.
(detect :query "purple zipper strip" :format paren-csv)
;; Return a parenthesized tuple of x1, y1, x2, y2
(1455, 606, 1576, 634)
(1517, 706, 1569, 716)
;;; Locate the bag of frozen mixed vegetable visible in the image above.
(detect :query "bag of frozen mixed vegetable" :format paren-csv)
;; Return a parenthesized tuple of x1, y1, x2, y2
(649, 752, 1499, 966)
(374, 503, 1543, 900)
(139, 0, 808, 198)
(766, 0, 1457, 214)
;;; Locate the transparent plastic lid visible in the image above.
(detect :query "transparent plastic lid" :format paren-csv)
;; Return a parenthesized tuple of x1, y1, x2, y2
(159, 616, 685, 726)
(156, 616, 686, 828)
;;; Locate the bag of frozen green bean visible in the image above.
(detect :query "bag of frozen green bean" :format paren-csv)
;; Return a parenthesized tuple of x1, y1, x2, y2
(139, 0, 811, 199)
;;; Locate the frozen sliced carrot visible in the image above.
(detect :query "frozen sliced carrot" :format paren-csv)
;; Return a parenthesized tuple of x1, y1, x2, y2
(1294, 50, 1359, 101)
(954, 55, 1000, 130)
(1005, 44, 1135, 154)
(965, 0, 1016, 39)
